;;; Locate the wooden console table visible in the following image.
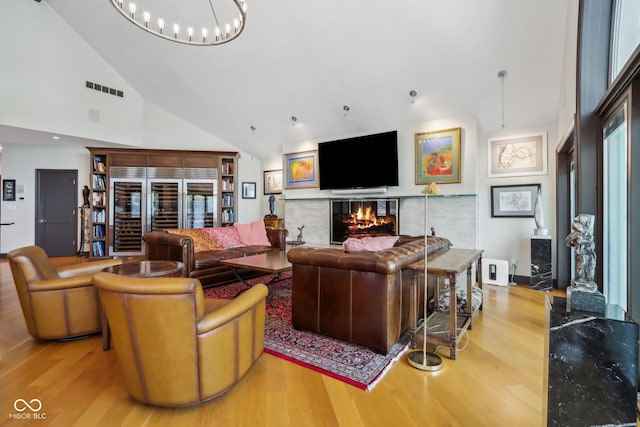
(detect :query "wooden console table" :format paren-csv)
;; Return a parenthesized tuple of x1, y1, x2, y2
(407, 248, 483, 360)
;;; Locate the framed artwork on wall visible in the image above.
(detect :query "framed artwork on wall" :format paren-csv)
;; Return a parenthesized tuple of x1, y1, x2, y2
(2, 179, 16, 201)
(242, 182, 256, 199)
(490, 183, 541, 217)
(263, 169, 283, 194)
(283, 150, 319, 189)
(487, 132, 547, 178)
(415, 127, 462, 185)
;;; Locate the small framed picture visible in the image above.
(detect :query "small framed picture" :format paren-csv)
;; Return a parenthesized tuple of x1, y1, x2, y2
(283, 150, 319, 189)
(263, 169, 283, 195)
(491, 184, 540, 218)
(487, 132, 547, 178)
(242, 182, 256, 199)
(2, 179, 16, 201)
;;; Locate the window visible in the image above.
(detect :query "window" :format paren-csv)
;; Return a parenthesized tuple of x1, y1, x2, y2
(611, 0, 640, 82)
(602, 102, 628, 310)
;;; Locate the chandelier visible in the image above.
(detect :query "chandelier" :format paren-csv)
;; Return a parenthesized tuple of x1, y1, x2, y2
(109, 0, 247, 46)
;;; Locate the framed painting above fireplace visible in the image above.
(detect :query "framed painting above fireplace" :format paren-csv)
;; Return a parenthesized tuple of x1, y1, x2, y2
(330, 198, 399, 244)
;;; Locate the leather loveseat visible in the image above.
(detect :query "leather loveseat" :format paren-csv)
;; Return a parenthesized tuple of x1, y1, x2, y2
(143, 227, 288, 288)
(287, 235, 451, 353)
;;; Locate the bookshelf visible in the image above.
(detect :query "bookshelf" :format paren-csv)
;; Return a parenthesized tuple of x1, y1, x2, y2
(219, 157, 237, 226)
(89, 151, 108, 258)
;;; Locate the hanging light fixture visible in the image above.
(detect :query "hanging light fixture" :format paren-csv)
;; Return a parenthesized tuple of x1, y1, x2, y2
(498, 70, 507, 128)
(409, 90, 417, 106)
(109, 0, 247, 46)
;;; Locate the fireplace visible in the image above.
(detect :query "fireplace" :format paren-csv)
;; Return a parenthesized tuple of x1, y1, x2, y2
(330, 198, 398, 244)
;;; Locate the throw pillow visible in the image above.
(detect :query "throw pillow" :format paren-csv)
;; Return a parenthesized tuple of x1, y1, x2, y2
(235, 219, 271, 246)
(235, 222, 254, 245)
(342, 235, 400, 252)
(164, 228, 224, 252)
(210, 226, 244, 248)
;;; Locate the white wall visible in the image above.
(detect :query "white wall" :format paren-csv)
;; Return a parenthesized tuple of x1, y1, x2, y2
(0, 1, 144, 146)
(236, 153, 263, 223)
(0, 143, 89, 253)
(478, 126, 558, 277)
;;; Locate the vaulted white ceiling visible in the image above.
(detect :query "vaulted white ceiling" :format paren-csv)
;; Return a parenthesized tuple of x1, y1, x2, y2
(44, 0, 568, 160)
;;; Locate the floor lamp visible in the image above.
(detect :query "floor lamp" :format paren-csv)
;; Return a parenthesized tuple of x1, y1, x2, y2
(407, 185, 443, 371)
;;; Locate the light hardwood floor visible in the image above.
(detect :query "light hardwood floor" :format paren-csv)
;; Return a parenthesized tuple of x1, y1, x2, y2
(1, 258, 561, 427)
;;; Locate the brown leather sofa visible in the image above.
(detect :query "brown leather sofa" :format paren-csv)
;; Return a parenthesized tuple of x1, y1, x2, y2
(7, 245, 122, 340)
(287, 236, 451, 353)
(143, 227, 288, 288)
(93, 272, 268, 407)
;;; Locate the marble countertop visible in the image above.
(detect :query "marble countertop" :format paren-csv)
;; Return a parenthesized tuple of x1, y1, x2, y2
(546, 296, 638, 427)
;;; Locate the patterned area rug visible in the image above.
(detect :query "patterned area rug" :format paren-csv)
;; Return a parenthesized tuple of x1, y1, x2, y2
(204, 273, 409, 390)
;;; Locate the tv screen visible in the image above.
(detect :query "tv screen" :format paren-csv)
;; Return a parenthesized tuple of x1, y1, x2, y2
(318, 131, 399, 190)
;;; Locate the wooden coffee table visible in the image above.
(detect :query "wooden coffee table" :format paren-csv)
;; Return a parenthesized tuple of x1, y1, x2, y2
(220, 252, 292, 301)
(102, 260, 185, 278)
(100, 260, 185, 350)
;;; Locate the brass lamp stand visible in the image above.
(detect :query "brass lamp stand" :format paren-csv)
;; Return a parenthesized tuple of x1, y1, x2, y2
(407, 186, 442, 371)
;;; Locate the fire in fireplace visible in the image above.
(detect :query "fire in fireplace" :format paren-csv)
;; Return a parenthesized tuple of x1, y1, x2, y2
(330, 198, 398, 244)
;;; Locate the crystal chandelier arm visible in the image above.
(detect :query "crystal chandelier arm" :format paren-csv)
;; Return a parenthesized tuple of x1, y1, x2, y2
(109, 0, 247, 46)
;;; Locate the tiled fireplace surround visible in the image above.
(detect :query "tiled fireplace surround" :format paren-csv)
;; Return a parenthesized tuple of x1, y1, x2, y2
(284, 195, 478, 249)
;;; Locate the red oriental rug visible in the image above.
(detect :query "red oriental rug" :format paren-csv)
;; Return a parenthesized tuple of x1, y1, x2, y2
(203, 273, 409, 391)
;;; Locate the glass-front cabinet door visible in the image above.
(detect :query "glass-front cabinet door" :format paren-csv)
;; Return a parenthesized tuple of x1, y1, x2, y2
(110, 178, 145, 256)
(148, 180, 182, 231)
(184, 180, 217, 229)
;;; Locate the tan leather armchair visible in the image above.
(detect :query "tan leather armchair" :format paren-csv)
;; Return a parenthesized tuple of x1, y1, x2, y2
(7, 245, 122, 340)
(93, 272, 268, 407)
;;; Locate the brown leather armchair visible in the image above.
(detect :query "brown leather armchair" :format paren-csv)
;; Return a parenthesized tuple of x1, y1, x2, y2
(7, 245, 122, 340)
(93, 272, 268, 407)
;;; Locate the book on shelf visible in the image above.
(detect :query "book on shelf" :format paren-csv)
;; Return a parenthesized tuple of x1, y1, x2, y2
(222, 194, 233, 206)
(92, 241, 105, 257)
(222, 161, 233, 175)
(93, 156, 106, 173)
(92, 209, 105, 223)
(222, 208, 234, 223)
(222, 180, 234, 191)
(93, 224, 105, 239)
(92, 192, 105, 207)
(92, 175, 106, 189)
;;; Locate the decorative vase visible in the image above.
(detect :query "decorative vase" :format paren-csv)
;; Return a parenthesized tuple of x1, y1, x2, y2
(534, 187, 548, 236)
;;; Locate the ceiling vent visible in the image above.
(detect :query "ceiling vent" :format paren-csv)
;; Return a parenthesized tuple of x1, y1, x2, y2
(85, 81, 124, 98)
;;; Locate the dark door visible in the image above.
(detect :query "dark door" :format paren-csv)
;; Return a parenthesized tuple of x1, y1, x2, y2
(35, 169, 78, 256)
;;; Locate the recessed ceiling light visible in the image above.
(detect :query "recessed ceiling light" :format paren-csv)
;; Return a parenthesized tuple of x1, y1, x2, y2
(52, 135, 60, 140)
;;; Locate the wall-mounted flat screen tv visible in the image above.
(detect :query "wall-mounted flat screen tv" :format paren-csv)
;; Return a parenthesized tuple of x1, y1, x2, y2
(318, 130, 399, 190)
